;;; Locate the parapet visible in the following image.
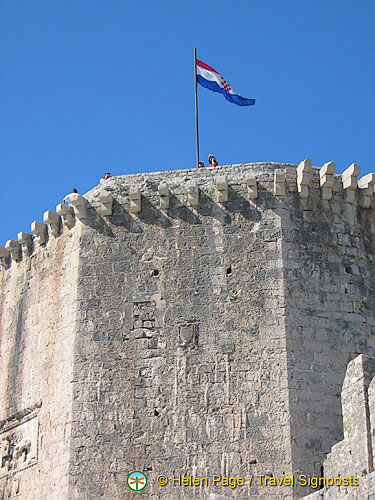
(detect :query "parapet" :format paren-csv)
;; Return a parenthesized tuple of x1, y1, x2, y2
(0, 160, 374, 269)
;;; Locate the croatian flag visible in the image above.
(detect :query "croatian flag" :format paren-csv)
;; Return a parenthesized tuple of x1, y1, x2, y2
(196, 59, 255, 107)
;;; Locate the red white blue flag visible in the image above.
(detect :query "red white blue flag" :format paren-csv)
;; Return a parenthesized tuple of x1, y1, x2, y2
(196, 58, 255, 107)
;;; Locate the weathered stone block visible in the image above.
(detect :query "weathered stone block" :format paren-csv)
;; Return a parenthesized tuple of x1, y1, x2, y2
(342, 163, 361, 203)
(69, 193, 88, 219)
(56, 203, 74, 227)
(5, 239, 21, 261)
(187, 179, 199, 206)
(129, 186, 141, 213)
(99, 190, 113, 216)
(43, 210, 61, 236)
(216, 175, 228, 203)
(297, 158, 312, 199)
(158, 181, 170, 209)
(246, 174, 258, 199)
(274, 169, 286, 197)
(358, 172, 375, 208)
(17, 231, 33, 255)
(31, 221, 47, 245)
(0, 246, 10, 268)
(319, 161, 336, 200)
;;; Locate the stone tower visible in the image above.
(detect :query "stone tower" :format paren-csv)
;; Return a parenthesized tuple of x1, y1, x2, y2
(0, 161, 374, 500)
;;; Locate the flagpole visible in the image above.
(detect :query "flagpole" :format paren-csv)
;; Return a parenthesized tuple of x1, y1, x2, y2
(194, 48, 199, 168)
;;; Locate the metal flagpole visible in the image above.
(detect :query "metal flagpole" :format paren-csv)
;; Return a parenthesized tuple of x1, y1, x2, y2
(194, 48, 199, 168)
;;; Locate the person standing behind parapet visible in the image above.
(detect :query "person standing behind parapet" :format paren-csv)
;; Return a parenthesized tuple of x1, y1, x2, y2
(100, 172, 111, 183)
(208, 154, 218, 167)
(63, 188, 78, 205)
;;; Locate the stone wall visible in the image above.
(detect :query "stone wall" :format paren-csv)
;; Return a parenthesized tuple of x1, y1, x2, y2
(0, 160, 374, 499)
(0, 222, 81, 499)
(280, 165, 375, 495)
(68, 164, 294, 500)
(303, 354, 375, 499)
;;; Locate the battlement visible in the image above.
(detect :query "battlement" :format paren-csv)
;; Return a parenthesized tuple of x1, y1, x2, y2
(1, 159, 374, 500)
(0, 160, 374, 270)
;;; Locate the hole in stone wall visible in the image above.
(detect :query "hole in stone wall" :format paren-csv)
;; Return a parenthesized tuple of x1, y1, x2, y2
(226, 266, 232, 275)
(345, 266, 351, 274)
(152, 269, 159, 276)
(154, 409, 160, 416)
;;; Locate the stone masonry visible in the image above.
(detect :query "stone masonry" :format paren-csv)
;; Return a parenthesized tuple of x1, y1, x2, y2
(0, 161, 374, 499)
(303, 354, 375, 499)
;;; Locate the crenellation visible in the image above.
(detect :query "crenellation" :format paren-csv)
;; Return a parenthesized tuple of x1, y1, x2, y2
(3, 162, 365, 232)
(342, 163, 361, 204)
(30, 221, 47, 245)
(17, 231, 33, 255)
(158, 181, 170, 209)
(216, 175, 228, 203)
(5, 239, 21, 261)
(358, 172, 375, 208)
(43, 210, 61, 236)
(129, 186, 141, 213)
(246, 174, 258, 199)
(1, 219, 80, 500)
(0, 161, 374, 499)
(187, 179, 199, 206)
(69, 193, 88, 219)
(296, 158, 312, 199)
(274, 169, 286, 197)
(98, 190, 113, 216)
(56, 202, 74, 227)
(319, 161, 336, 200)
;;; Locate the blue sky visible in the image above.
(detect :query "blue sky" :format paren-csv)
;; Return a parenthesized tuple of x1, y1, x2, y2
(1, 1, 374, 243)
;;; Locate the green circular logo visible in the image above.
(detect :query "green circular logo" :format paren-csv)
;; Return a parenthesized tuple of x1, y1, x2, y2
(127, 471, 147, 491)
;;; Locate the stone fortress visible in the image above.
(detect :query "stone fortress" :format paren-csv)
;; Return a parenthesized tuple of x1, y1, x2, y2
(0, 160, 374, 500)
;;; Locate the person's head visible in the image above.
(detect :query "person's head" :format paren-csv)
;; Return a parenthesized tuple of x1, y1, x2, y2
(104, 172, 111, 179)
(72, 188, 77, 193)
(208, 154, 216, 164)
(198, 161, 204, 168)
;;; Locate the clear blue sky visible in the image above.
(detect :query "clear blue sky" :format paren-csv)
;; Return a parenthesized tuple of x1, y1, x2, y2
(1, 1, 374, 243)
